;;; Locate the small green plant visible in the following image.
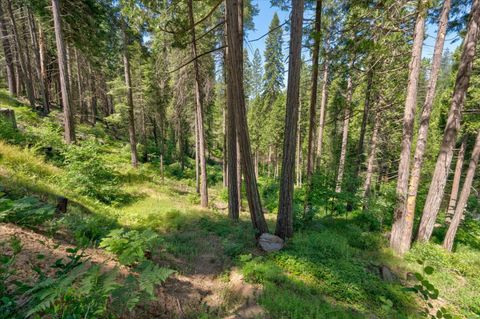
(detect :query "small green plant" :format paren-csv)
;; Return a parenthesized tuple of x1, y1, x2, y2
(99, 228, 160, 265)
(406, 260, 452, 319)
(0, 236, 23, 318)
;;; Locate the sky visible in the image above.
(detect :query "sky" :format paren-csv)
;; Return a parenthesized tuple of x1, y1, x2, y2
(245, 0, 462, 71)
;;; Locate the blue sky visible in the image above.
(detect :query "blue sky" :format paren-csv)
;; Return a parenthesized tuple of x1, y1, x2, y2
(245, 1, 462, 69)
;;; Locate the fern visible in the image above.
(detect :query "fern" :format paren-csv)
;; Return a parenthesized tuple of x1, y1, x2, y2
(99, 228, 160, 266)
(135, 260, 175, 298)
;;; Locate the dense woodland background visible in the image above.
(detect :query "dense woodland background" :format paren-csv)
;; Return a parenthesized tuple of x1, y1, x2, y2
(0, 0, 479, 318)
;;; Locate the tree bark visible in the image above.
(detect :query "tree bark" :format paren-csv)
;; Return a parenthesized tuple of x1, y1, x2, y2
(417, 0, 480, 242)
(74, 48, 86, 122)
(363, 109, 380, 201)
(38, 23, 49, 113)
(52, 0, 75, 143)
(6, 0, 35, 108)
(275, 0, 304, 239)
(443, 131, 480, 251)
(0, 4, 16, 95)
(122, 23, 138, 167)
(335, 60, 354, 193)
(188, 0, 208, 207)
(316, 56, 329, 168)
(225, 17, 239, 219)
(394, 0, 452, 253)
(390, 0, 427, 255)
(88, 62, 97, 124)
(225, 0, 268, 235)
(305, 0, 322, 183)
(27, 9, 48, 114)
(446, 137, 467, 220)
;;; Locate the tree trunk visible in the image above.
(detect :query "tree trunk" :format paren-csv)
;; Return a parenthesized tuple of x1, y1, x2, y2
(363, 109, 380, 200)
(0, 4, 16, 95)
(226, 0, 268, 235)
(88, 63, 97, 124)
(74, 48, 86, 122)
(225, 22, 239, 219)
(305, 0, 322, 183)
(38, 23, 49, 113)
(316, 56, 329, 168)
(446, 137, 467, 220)
(394, 0, 452, 253)
(188, 0, 208, 207)
(335, 60, 354, 193)
(122, 23, 138, 167)
(51, 0, 75, 143)
(7, 0, 35, 108)
(296, 95, 302, 187)
(417, 0, 480, 242)
(347, 66, 374, 211)
(27, 9, 48, 114)
(443, 131, 480, 251)
(275, 0, 304, 240)
(390, 0, 427, 255)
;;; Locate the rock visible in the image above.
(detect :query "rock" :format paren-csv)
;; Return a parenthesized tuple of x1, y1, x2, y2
(258, 233, 284, 252)
(0, 108, 17, 129)
(380, 265, 396, 282)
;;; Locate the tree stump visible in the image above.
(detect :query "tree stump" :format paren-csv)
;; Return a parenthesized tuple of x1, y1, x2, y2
(0, 108, 17, 129)
(56, 197, 68, 214)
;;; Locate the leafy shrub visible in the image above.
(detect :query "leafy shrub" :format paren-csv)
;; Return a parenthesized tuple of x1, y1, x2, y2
(61, 140, 129, 205)
(0, 118, 23, 144)
(100, 228, 160, 265)
(405, 243, 451, 270)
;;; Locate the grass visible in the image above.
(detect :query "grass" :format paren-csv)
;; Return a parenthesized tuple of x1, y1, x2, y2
(1, 89, 480, 318)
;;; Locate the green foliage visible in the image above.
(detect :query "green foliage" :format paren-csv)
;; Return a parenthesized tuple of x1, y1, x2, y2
(1, 234, 173, 319)
(61, 140, 130, 205)
(405, 261, 453, 319)
(0, 195, 56, 227)
(99, 228, 160, 265)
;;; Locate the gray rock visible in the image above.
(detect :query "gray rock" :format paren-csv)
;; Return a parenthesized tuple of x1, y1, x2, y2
(258, 233, 284, 252)
(380, 265, 396, 282)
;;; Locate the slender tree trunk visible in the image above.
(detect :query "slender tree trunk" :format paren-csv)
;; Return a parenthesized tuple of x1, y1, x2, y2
(74, 48, 86, 122)
(225, 17, 239, 219)
(417, 0, 480, 242)
(363, 109, 380, 200)
(88, 62, 97, 124)
(27, 9, 48, 114)
(443, 131, 480, 251)
(316, 56, 329, 168)
(306, 0, 322, 183)
(195, 112, 200, 193)
(275, 0, 304, 240)
(38, 23, 49, 113)
(226, 0, 268, 235)
(390, 0, 427, 254)
(188, 0, 208, 207)
(52, 0, 75, 143)
(21, 12, 36, 101)
(346, 66, 374, 211)
(122, 23, 138, 167)
(0, 4, 16, 95)
(446, 137, 467, 220)
(7, 0, 35, 108)
(296, 96, 302, 187)
(335, 60, 354, 193)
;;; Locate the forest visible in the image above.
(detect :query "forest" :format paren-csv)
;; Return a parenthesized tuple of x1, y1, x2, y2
(0, 0, 479, 317)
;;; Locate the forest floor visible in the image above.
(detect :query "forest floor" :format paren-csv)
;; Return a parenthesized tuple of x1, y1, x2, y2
(1, 89, 480, 318)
